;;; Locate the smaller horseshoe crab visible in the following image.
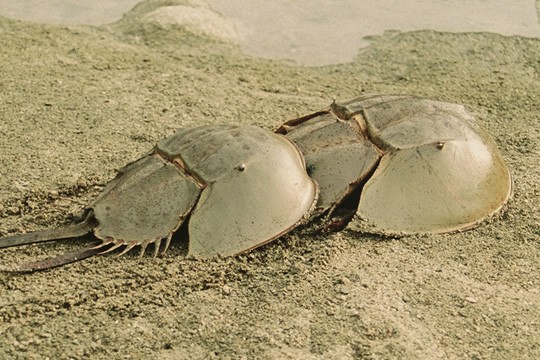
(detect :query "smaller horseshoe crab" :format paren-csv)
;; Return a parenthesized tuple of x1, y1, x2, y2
(0, 94, 512, 272)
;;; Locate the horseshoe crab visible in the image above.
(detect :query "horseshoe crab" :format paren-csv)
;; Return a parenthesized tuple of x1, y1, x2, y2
(0, 94, 512, 272)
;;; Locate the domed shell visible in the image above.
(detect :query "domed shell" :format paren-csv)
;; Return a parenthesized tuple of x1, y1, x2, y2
(344, 95, 512, 234)
(157, 125, 319, 257)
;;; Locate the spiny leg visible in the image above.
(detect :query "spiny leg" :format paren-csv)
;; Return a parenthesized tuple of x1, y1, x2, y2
(97, 241, 124, 255)
(162, 233, 173, 255)
(153, 238, 162, 258)
(116, 241, 138, 257)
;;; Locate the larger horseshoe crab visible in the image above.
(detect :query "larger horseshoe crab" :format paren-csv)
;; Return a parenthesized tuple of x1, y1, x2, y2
(0, 94, 512, 272)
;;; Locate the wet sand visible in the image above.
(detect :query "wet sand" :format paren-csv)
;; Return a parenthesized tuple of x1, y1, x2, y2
(0, 2, 539, 359)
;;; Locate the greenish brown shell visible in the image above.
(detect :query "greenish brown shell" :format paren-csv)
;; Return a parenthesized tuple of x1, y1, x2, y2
(93, 125, 318, 257)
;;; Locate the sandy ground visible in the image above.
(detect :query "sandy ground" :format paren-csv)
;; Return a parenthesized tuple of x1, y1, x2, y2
(0, 1, 539, 359)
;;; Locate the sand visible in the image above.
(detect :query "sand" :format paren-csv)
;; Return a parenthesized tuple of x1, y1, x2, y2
(0, 1, 539, 359)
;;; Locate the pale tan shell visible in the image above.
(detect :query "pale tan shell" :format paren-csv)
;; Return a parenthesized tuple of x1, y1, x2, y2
(157, 125, 318, 257)
(279, 94, 512, 235)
